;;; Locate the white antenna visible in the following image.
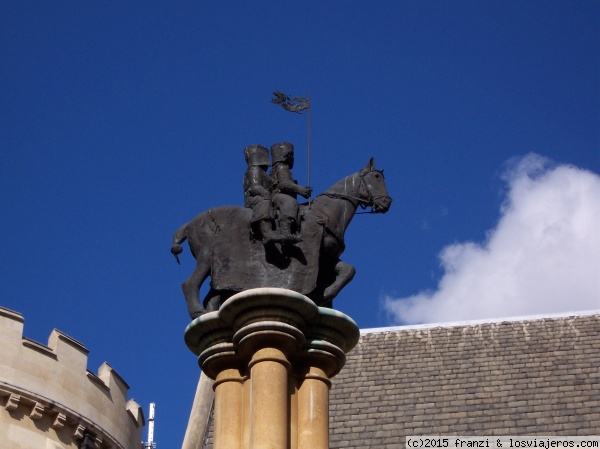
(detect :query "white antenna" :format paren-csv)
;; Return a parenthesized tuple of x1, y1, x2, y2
(144, 402, 156, 449)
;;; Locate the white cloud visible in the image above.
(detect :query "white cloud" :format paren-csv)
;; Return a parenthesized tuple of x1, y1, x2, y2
(384, 154, 600, 324)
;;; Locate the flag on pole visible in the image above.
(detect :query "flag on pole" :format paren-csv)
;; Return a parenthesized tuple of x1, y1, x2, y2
(271, 90, 313, 204)
(271, 91, 310, 114)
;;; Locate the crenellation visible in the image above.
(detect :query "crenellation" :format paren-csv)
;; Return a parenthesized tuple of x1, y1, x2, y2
(98, 362, 129, 404)
(126, 398, 144, 428)
(48, 328, 89, 372)
(87, 369, 111, 393)
(22, 337, 58, 359)
(0, 306, 24, 339)
(0, 305, 144, 449)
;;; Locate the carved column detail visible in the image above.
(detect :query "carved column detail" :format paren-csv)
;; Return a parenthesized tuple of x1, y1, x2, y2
(185, 288, 359, 449)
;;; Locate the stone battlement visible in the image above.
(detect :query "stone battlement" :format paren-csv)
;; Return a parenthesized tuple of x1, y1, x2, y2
(0, 306, 144, 449)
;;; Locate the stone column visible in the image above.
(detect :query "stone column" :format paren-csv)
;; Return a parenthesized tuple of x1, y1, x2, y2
(213, 367, 245, 449)
(223, 288, 310, 449)
(184, 288, 360, 449)
(240, 375, 251, 449)
(289, 373, 299, 449)
(296, 308, 357, 449)
(185, 312, 243, 449)
(247, 347, 290, 449)
(297, 366, 330, 449)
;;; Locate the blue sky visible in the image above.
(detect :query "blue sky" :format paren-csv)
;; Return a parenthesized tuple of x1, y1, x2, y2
(1, 2, 598, 447)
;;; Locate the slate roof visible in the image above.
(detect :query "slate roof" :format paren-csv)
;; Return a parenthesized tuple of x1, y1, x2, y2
(330, 311, 600, 448)
(200, 310, 600, 448)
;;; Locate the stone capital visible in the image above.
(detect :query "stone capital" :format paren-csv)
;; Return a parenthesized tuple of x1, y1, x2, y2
(184, 288, 360, 449)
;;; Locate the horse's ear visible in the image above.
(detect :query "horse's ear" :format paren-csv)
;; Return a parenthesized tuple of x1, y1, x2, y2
(360, 157, 376, 175)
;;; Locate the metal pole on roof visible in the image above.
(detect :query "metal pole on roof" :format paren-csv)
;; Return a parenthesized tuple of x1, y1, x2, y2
(144, 402, 156, 449)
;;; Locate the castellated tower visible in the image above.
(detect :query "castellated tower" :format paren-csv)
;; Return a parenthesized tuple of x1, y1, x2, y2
(0, 306, 144, 449)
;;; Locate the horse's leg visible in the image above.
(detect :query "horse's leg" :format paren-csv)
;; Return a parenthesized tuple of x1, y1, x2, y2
(203, 289, 235, 312)
(322, 260, 356, 305)
(203, 288, 221, 312)
(182, 260, 210, 319)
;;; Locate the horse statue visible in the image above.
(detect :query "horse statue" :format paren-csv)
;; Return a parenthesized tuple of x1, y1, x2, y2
(171, 157, 392, 318)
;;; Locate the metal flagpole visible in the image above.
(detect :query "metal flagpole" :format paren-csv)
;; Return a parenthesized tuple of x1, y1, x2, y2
(307, 92, 311, 207)
(270, 90, 312, 204)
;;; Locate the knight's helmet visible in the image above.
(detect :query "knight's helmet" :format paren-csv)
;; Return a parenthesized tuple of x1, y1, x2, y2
(244, 144, 270, 167)
(270, 142, 295, 167)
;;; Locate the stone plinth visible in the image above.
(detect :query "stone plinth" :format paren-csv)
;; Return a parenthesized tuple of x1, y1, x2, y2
(185, 288, 359, 449)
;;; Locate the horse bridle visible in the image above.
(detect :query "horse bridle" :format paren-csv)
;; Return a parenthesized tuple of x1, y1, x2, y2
(318, 168, 390, 213)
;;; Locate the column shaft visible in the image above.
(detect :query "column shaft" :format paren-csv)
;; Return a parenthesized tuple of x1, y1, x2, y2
(241, 376, 251, 449)
(297, 367, 330, 449)
(249, 347, 290, 449)
(289, 374, 298, 449)
(213, 368, 245, 449)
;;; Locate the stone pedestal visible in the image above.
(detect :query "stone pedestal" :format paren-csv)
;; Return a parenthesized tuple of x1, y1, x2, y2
(185, 288, 360, 449)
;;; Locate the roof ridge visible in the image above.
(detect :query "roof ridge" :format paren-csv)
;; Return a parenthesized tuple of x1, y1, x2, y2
(361, 308, 600, 334)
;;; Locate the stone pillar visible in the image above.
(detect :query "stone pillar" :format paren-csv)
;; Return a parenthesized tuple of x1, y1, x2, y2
(247, 347, 290, 449)
(184, 288, 359, 449)
(289, 373, 299, 449)
(240, 375, 251, 449)
(297, 366, 330, 449)
(185, 311, 241, 449)
(213, 368, 245, 449)
(296, 308, 355, 449)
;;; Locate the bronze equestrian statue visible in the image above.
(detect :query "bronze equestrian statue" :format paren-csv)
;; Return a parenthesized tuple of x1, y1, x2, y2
(171, 147, 392, 319)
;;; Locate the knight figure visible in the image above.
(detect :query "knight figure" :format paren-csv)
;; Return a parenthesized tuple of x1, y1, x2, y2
(269, 142, 312, 244)
(243, 144, 273, 243)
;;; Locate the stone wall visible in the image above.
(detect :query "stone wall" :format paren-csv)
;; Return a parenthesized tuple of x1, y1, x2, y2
(0, 306, 144, 449)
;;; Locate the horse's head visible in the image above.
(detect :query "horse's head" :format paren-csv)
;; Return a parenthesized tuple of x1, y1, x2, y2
(357, 157, 392, 213)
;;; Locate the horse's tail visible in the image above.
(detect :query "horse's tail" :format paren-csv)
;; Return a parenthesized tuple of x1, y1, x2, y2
(171, 222, 189, 265)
